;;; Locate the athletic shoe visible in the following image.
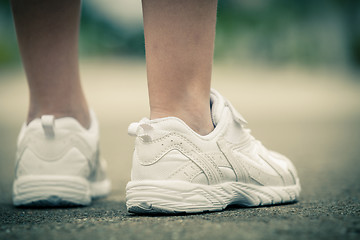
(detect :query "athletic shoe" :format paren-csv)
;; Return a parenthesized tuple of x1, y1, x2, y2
(13, 110, 111, 207)
(126, 89, 300, 214)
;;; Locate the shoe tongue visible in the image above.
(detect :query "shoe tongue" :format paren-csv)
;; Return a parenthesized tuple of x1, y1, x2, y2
(210, 89, 226, 126)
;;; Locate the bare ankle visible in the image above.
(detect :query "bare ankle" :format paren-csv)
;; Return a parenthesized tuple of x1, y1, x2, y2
(27, 106, 90, 129)
(150, 108, 214, 136)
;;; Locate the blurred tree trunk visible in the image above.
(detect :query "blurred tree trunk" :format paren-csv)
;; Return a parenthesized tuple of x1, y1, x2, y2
(343, 0, 360, 69)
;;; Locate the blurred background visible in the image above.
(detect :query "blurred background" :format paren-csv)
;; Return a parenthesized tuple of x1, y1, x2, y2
(215, 0, 360, 69)
(0, 0, 360, 205)
(1, 0, 360, 68)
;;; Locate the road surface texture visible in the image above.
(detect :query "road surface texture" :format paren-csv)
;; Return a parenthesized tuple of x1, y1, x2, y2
(0, 59, 359, 240)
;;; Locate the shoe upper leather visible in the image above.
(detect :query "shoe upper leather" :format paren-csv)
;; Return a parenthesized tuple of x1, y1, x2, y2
(129, 89, 299, 187)
(15, 111, 107, 182)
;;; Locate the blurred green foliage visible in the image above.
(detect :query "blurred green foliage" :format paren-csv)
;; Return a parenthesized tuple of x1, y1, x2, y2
(79, 3, 145, 57)
(0, 0, 359, 69)
(216, 0, 360, 68)
(0, 0, 20, 66)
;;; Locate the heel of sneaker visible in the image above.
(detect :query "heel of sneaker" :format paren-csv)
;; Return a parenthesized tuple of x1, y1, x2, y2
(13, 175, 91, 207)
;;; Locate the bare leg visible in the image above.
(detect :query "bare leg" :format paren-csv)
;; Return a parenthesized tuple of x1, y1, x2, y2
(11, 0, 90, 128)
(142, 0, 218, 135)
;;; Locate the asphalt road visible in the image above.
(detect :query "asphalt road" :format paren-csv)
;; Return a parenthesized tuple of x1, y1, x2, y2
(0, 60, 359, 240)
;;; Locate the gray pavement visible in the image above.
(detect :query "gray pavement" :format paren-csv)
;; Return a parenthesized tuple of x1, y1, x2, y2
(0, 60, 359, 240)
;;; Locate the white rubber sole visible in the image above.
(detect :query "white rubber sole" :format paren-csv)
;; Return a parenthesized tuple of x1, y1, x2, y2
(126, 179, 301, 214)
(13, 175, 111, 207)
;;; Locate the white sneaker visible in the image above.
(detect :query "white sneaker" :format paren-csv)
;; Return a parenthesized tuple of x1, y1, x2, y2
(126, 89, 300, 214)
(13, 110, 111, 207)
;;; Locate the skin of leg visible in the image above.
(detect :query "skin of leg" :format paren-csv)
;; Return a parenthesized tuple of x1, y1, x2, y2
(11, 0, 90, 128)
(142, 0, 218, 135)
